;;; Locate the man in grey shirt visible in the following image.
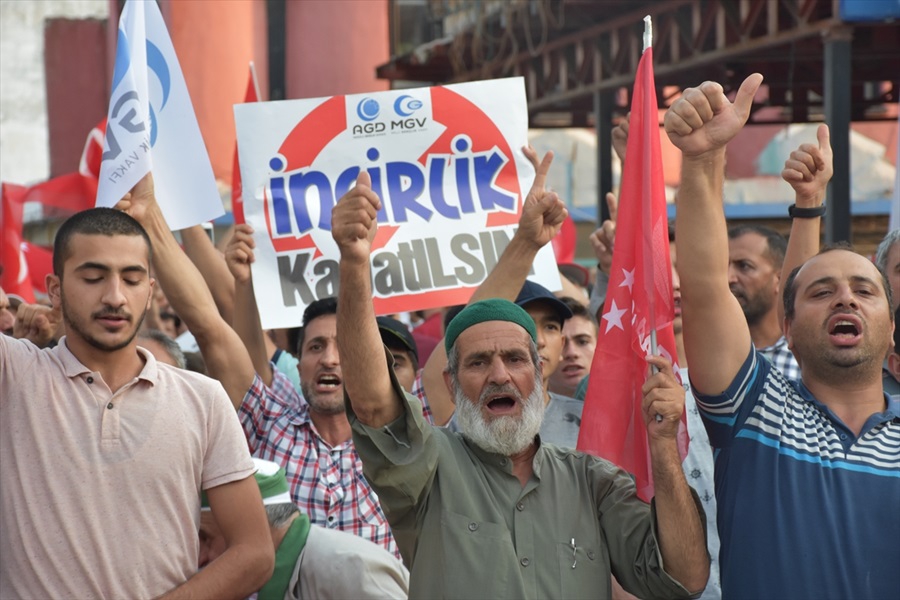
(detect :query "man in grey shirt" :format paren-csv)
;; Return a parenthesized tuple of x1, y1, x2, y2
(330, 168, 710, 599)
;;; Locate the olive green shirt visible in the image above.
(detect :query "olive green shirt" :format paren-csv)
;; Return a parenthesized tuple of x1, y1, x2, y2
(347, 365, 701, 600)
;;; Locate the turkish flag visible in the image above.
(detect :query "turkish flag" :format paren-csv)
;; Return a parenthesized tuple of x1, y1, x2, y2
(576, 47, 687, 503)
(79, 118, 107, 180)
(232, 65, 260, 225)
(23, 172, 96, 213)
(1, 182, 36, 303)
(22, 242, 54, 295)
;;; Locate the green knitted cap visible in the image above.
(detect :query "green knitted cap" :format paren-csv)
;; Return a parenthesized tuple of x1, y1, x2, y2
(444, 298, 537, 353)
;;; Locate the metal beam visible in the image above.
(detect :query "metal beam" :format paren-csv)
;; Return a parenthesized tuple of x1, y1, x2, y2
(594, 90, 615, 223)
(823, 25, 853, 244)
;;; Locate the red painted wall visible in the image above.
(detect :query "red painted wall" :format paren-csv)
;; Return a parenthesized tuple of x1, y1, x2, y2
(163, 0, 268, 184)
(284, 0, 390, 100)
(44, 18, 108, 177)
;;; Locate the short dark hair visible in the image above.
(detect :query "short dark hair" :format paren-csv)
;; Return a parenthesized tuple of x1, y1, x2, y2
(442, 304, 466, 333)
(558, 296, 598, 330)
(53, 207, 152, 277)
(783, 243, 894, 320)
(728, 225, 787, 269)
(296, 297, 337, 356)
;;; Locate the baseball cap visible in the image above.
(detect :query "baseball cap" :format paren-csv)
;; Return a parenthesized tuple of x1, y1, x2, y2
(515, 280, 574, 324)
(377, 316, 419, 363)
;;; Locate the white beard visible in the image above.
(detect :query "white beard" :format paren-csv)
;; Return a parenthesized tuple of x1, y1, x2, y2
(454, 376, 544, 456)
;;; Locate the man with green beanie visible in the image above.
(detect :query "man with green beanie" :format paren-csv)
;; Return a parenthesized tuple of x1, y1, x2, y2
(199, 458, 409, 599)
(330, 162, 709, 599)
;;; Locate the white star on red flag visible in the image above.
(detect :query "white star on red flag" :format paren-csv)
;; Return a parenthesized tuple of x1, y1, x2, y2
(602, 299, 628, 333)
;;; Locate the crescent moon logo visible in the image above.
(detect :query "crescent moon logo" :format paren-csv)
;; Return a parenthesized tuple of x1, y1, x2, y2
(393, 95, 423, 117)
(356, 98, 380, 122)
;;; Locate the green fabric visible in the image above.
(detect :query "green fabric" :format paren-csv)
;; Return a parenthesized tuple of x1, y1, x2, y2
(257, 466, 290, 500)
(574, 374, 589, 402)
(444, 298, 537, 353)
(257, 515, 311, 600)
(200, 463, 290, 509)
(346, 360, 701, 600)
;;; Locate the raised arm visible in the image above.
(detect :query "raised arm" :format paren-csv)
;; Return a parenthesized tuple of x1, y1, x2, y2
(642, 355, 710, 593)
(333, 172, 401, 427)
(181, 225, 236, 325)
(664, 74, 762, 395)
(116, 174, 257, 409)
(777, 124, 831, 324)
(224, 225, 274, 387)
(420, 149, 567, 424)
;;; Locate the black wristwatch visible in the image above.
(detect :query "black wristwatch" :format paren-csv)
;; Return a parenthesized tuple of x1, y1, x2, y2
(788, 204, 826, 219)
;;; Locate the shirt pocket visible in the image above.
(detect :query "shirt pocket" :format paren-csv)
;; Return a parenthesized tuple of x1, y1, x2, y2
(440, 509, 514, 597)
(557, 540, 604, 600)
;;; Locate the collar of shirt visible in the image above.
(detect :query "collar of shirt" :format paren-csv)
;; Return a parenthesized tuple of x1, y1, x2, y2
(759, 335, 788, 353)
(793, 378, 900, 436)
(460, 434, 546, 481)
(55, 335, 158, 386)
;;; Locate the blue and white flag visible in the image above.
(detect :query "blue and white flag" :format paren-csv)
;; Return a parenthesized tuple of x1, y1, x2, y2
(97, 0, 222, 230)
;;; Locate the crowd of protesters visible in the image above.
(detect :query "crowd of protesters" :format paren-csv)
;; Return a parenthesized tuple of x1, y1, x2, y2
(1, 72, 899, 600)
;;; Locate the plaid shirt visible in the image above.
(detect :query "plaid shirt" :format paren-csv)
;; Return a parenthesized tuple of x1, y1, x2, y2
(759, 336, 801, 381)
(411, 370, 436, 425)
(239, 369, 399, 558)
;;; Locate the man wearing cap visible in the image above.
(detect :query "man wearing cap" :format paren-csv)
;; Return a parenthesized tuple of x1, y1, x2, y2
(418, 150, 583, 446)
(331, 171, 709, 598)
(377, 316, 419, 392)
(440, 281, 583, 447)
(200, 458, 409, 600)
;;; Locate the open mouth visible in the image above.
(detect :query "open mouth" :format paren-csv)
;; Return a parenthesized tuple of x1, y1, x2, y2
(484, 394, 518, 415)
(316, 373, 342, 391)
(562, 364, 585, 377)
(828, 315, 862, 346)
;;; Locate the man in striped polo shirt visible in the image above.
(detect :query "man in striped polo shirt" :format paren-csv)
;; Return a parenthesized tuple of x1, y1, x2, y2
(666, 73, 899, 599)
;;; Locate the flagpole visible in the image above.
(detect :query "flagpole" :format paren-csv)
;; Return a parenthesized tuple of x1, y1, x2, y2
(642, 15, 662, 373)
(249, 61, 262, 101)
(643, 16, 663, 422)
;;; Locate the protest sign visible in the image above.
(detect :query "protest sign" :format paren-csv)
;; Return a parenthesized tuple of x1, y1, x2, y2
(235, 77, 561, 328)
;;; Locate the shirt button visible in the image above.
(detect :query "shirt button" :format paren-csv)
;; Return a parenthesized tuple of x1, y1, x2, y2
(516, 502, 525, 511)
(840, 434, 848, 440)
(467, 522, 478, 532)
(520, 557, 530, 567)
(500, 458, 508, 466)
(587, 551, 596, 560)
(106, 402, 114, 410)
(87, 376, 94, 384)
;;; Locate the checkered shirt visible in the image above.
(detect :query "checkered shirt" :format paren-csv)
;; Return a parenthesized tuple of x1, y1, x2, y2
(239, 369, 399, 558)
(411, 369, 436, 425)
(759, 335, 801, 381)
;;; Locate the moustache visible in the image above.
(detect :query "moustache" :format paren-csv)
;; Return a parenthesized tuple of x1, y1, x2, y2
(479, 383, 524, 404)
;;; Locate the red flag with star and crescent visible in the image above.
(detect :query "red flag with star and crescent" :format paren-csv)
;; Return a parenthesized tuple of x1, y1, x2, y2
(576, 45, 688, 503)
